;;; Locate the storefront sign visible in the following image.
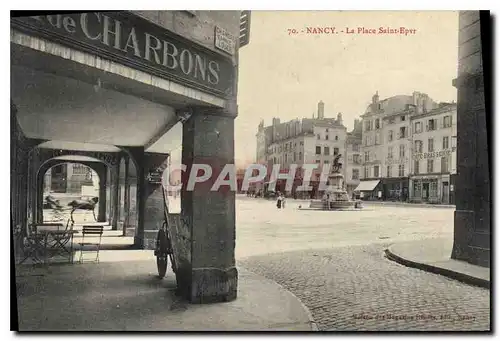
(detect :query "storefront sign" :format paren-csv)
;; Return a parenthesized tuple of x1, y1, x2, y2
(147, 168, 163, 184)
(214, 26, 236, 55)
(414, 149, 452, 160)
(11, 12, 235, 98)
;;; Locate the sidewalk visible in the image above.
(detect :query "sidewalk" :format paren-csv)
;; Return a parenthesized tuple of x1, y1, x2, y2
(385, 238, 490, 289)
(364, 201, 455, 209)
(14, 255, 316, 331)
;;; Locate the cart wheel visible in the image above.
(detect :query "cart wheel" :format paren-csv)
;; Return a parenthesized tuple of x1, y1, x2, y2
(157, 256, 168, 279)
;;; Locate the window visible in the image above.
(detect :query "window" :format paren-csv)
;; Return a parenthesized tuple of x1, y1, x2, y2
(316, 160, 321, 164)
(428, 138, 434, 152)
(428, 119, 437, 131)
(443, 115, 452, 128)
(293, 152, 296, 161)
(414, 160, 420, 175)
(324, 147, 330, 155)
(387, 165, 392, 178)
(375, 133, 381, 145)
(335, 135, 339, 141)
(414, 121, 422, 134)
(353, 155, 360, 164)
(352, 169, 359, 180)
(442, 136, 449, 149)
(364, 151, 370, 162)
(388, 146, 393, 158)
(399, 127, 407, 139)
(316, 146, 321, 155)
(374, 166, 380, 178)
(317, 134, 321, 140)
(388, 117, 395, 124)
(388, 130, 393, 142)
(375, 119, 380, 129)
(415, 140, 423, 153)
(324, 160, 330, 164)
(332, 148, 339, 156)
(326, 128, 329, 133)
(400, 115, 406, 122)
(398, 164, 405, 177)
(427, 159, 434, 173)
(441, 156, 449, 172)
(326, 135, 329, 140)
(353, 144, 360, 152)
(300, 142, 304, 146)
(399, 145, 405, 159)
(364, 167, 369, 178)
(299, 152, 302, 160)
(284, 154, 288, 162)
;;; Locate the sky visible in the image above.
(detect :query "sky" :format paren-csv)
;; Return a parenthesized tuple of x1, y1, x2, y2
(235, 11, 459, 166)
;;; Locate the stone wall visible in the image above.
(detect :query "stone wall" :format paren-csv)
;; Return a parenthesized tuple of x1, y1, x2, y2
(452, 11, 490, 267)
(131, 10, 241, 60)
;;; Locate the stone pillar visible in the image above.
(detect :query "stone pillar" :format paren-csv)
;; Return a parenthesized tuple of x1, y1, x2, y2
(179, 109, 238, 304)
(123, 156, 130, 236)
(452, 11, 490, 267)
(110, 162, 120, 230)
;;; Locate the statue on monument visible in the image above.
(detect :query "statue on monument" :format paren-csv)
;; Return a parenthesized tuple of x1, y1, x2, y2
(332, 154, 343, 173)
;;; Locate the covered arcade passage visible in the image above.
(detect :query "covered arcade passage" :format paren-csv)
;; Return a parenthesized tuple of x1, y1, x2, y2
(11, 11, 241, 303)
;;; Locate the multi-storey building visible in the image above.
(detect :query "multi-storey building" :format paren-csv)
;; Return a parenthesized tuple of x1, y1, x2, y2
(409, 103, 457, 204)
(357, 91, 439, 200)
(345, 119, 362, 195)
(255, 101, 347, 197)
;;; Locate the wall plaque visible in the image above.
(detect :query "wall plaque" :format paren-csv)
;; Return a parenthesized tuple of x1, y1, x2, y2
(214, 25, 236, 55)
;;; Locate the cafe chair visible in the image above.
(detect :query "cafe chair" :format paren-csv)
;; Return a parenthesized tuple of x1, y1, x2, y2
(78, 225, 104, 263)
(18, 224, 45, 265)
(50, 219, 75, 263)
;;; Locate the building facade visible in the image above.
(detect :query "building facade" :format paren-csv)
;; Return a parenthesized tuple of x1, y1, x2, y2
(255, 101, 347, 198)
(345, 119, 362, 195)
(409, 103, 457, 204)
(451, 11, 490, 267)
(358, 91, 439, 200)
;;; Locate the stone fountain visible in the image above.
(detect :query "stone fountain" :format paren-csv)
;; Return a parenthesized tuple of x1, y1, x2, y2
(309, 154, 361, 210)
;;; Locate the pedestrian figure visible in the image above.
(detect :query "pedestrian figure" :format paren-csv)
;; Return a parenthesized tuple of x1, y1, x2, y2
(282, 194, 286, 208)
(276, 193, 283, 209)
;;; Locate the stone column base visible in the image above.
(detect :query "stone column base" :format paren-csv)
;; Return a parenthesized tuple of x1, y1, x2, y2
(452, 210, 474, 261)
(188, 267, 238, 304)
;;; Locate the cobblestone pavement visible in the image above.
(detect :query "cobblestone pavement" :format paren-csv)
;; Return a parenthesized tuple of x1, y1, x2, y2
(238, 243, 491, 331)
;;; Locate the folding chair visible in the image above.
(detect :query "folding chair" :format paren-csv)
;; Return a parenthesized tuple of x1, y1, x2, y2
(18, 224, 45, 265)
(78, 225, 104, 263)
(50, 219, 75, 263)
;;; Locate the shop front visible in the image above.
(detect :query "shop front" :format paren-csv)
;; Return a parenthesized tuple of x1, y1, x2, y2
(381, 177, 409, 202)
(409, 174, 454, 204)
(353, 179, 381, 201)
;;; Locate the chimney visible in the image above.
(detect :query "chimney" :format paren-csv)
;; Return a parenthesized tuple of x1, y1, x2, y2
(372, 91, 379, 105)
(317, 101, 325, 119)
(337, 113, 343, 125)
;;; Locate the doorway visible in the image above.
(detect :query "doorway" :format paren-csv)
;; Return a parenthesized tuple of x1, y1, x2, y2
(422, 183, 430, 201)
(442, 181, 450, 204)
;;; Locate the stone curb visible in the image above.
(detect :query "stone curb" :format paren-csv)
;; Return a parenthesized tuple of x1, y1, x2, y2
(366, 202, 456, 209)
(239, 267, 319, 331)
(384, 247, 490, 290)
